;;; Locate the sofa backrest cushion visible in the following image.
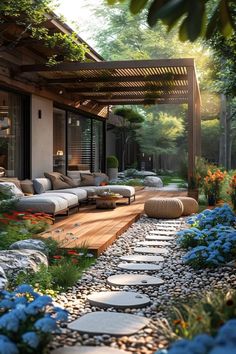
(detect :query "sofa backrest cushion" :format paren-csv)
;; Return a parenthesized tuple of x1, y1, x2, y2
(33, 178, 52, 194)
(80, 173, 96, 186)
(0, 181, 24, 197)
(20, 179, 35, 195)
(67, 171, 81, 185)
(93, 173, 109, 186)
(44, 172, 79, 190)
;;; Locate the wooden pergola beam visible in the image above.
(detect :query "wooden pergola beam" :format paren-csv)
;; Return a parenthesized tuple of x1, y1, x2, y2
(20, 58, 195, 72)
(77, 93, 189, 101)
(45, 74, 188, 84)
(94, 98, 188, 105)
(66, 85, 188, 93)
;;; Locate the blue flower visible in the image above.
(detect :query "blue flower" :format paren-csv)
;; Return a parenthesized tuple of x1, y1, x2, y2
(209, 346, 236, 354)
(22, 332, 40, 349)
(54, 309, 68, 321)
(0, 337, 19, 354)
(0, 312, 19, 332)
(15, 284, 34, 294)
(34, 317, 58, 333)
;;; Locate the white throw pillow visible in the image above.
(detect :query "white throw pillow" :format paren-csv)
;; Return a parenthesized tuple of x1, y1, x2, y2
(0, 182, 24, 197)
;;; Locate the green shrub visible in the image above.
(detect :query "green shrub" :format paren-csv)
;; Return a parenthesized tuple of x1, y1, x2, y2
(107, 155, 119, 168)
(12, 264, 54, 294)
(0, 225, 31, 249)
(163, 290, 236, 340)
(49, 259, 83, 290)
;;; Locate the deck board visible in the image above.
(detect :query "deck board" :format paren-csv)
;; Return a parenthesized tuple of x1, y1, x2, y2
(42, 190, 186, 255)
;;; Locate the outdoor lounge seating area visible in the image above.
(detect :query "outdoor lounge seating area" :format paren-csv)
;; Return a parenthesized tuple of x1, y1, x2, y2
(0, 173, 136, 217)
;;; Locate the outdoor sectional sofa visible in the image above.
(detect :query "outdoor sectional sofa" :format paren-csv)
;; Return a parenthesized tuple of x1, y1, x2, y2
(0, 175, 135, 217)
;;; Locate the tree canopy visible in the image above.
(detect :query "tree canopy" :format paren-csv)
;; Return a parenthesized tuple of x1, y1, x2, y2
(106, 0, 235, 42)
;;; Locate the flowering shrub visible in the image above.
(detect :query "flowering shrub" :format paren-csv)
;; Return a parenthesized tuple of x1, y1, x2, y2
(228, 174, 236, 211)
(187, 204, 236, 230)
(0, 211, 53, 233)
(0, 284, 68, 354)
(177, 225, 235, 249)
(203, 169, 227, 203)
(184, 231, 236, 268)
(155, 319, 236, 354)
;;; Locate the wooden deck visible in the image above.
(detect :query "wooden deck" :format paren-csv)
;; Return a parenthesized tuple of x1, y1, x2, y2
(42, 189, 187, 255)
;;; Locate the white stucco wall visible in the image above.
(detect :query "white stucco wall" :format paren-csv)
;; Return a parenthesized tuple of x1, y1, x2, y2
(31, 95, 53, 178)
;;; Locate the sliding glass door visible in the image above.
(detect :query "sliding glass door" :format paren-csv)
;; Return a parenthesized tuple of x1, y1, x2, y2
(0, 89, 29, 179)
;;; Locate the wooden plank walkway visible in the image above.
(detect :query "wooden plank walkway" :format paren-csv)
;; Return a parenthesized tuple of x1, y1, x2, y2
(42, 189, 186, 255)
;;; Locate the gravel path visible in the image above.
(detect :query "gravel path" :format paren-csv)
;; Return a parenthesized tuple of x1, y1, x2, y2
(51, 216, 236, 354)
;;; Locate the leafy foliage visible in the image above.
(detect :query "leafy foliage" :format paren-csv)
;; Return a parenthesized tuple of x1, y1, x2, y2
(0, 0, 87, 63)
(0, 285, 68, 354)
(106, 0, 235, 42)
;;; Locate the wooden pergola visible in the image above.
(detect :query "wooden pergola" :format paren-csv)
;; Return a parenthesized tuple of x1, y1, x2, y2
(19, 58, 201, 179)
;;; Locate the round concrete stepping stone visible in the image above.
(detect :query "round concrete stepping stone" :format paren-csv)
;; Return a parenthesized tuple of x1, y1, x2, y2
(52, 346, 130, 354)
(146, 235, 174, 241)
(134, 247, 168, 254)
(137, 241, 171, 246)
(107, 274, 164, 286)
(120, 255, 164, 263)
(118, 262, 161, 271)
(150, 230, 176, 235)
(87, 291, 151, 308)
(68, 312, 149, 336)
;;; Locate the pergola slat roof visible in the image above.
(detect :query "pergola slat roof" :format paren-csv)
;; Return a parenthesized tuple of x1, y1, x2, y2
(19, 58, 200, 179)
(19, 58, 200, 107)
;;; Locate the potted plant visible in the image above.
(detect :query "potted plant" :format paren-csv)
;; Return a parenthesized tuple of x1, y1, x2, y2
(106, 155, 119, 181)
(228, 173, 236, 211)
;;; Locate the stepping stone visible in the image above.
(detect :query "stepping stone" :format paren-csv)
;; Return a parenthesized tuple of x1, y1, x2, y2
(68, 312, 149, 336)
(52, 346, 130, 354)
(137, 241, 171, 246)
(118, 262, 161, 271)
(87, 291, 151, 308)
(150, 230, 176, 235)
(107, 274, 164, 287)
(155, 226, 176, 230)
(120, 255, 164, 263)
(146, 235, 174, 241)
(134, 247, 168, 255)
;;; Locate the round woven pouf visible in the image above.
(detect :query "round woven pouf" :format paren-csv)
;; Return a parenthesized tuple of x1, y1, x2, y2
(176, 196, 199, 216)
(144, 198, 184, 219)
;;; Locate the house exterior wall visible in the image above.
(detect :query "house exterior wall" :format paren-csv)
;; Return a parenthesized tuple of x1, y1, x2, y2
(31, 95, 53, 178)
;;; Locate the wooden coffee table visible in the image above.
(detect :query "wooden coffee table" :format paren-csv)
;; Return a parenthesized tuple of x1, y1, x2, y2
(95, 195, 123, 209)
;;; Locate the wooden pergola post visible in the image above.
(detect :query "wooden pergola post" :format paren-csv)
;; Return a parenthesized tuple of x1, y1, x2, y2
(187, 67, 196, 182)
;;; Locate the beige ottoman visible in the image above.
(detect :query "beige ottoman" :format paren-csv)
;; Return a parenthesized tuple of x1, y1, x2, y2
(176, 196, 199, 216)
(144, 198, 184, 219)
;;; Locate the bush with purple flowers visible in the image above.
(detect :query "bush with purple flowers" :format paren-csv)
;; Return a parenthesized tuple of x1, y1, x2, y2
(155, 319, 236, 354)
(0, 284, 68, 354)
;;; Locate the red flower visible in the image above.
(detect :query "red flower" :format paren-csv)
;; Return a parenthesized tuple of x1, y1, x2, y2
(53, 255, 63, 260)
(67, 250, 79, 255)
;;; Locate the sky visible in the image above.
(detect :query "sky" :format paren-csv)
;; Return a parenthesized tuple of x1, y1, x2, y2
(56, 0, 103, 47)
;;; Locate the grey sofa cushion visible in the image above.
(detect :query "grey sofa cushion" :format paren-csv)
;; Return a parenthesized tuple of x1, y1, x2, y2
(16, 195, 68, 214)
(46, 187, 87, 200)
(33, 178, 52, 194)
(43, 192, 78, 207)
(96, 185, 135, 197)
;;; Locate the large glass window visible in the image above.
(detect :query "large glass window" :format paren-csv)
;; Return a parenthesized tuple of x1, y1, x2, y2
(53, 108, 66, 174)
(0, 90, 27, 179)
(53, 108, 104, 173)
(67, 112, 92, 171)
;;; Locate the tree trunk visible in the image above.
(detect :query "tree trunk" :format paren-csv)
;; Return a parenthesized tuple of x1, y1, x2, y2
(219, 94, 227, 167)
(226, 101, 232, 170)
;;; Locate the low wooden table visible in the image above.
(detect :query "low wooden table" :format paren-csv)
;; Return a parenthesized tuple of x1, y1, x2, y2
(95, 195, 123, 209)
